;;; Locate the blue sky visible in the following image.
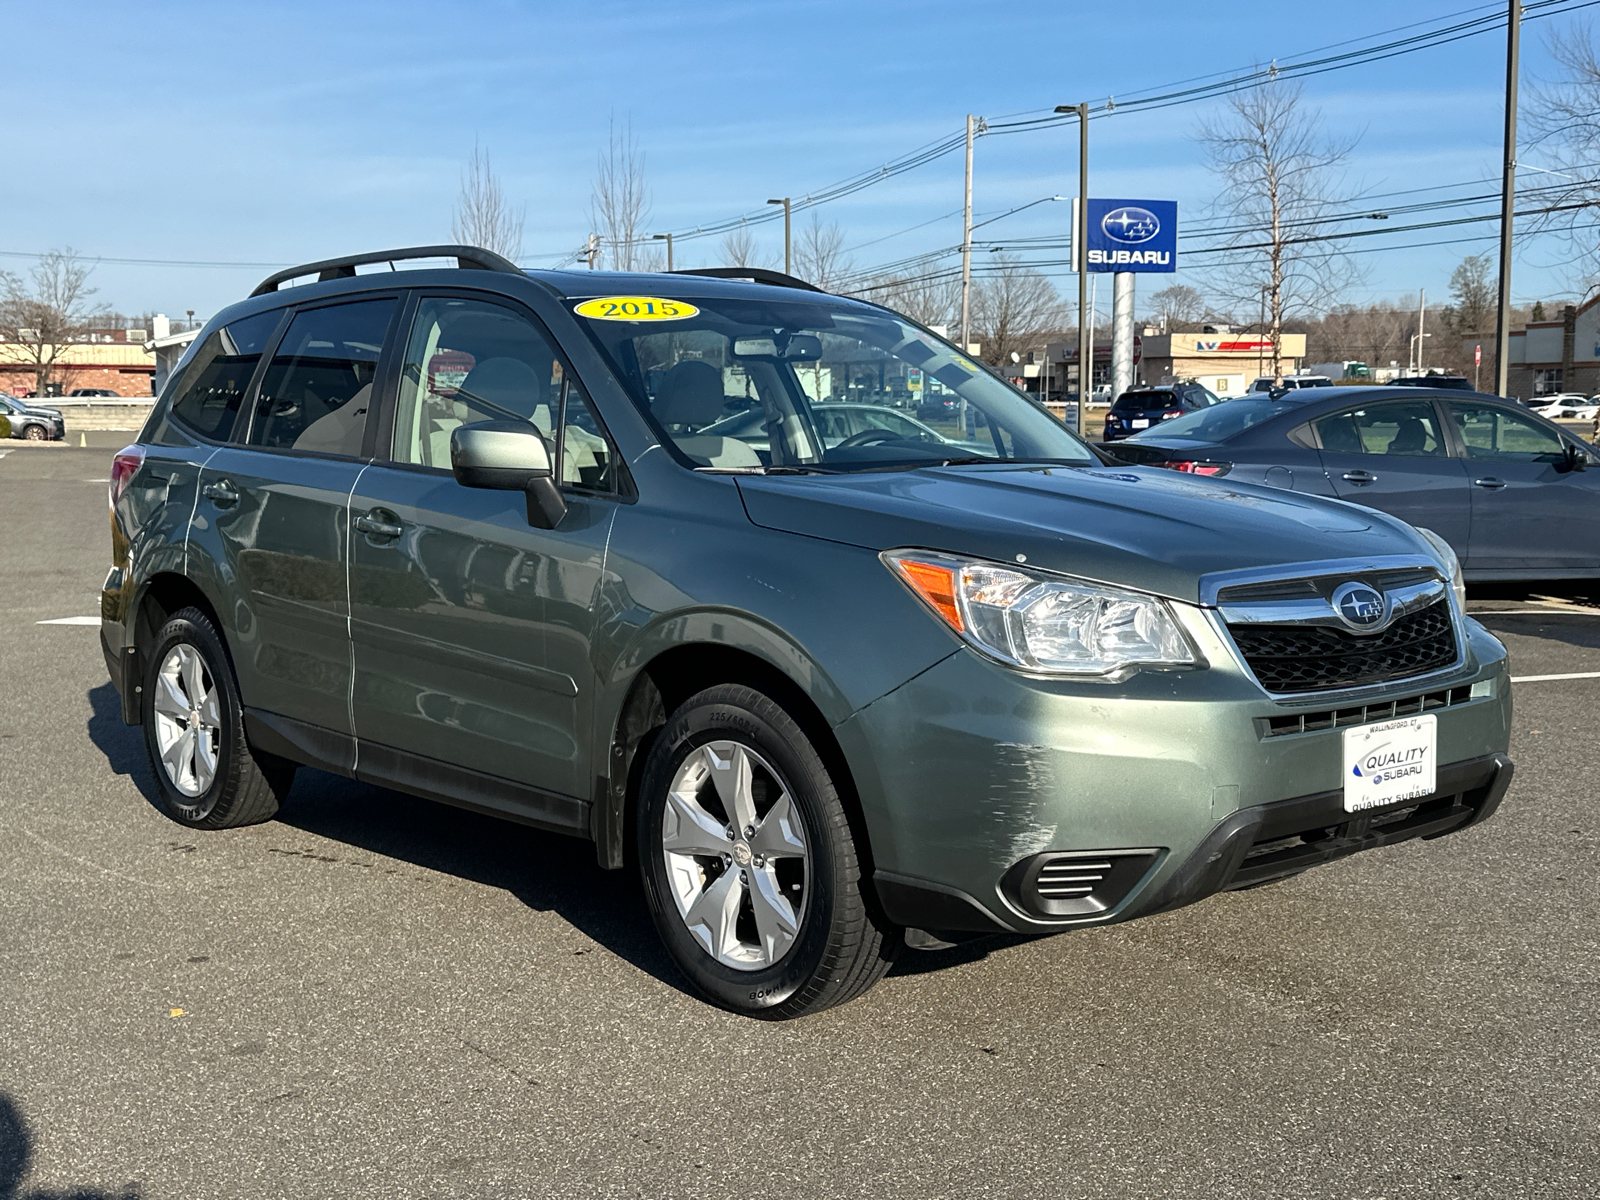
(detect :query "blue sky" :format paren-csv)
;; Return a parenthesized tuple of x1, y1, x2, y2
(1, 0, 1587, 322)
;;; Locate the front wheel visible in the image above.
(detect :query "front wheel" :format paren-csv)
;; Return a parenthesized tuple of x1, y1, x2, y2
(142, 606, 295, 829)
(637, 684, 900, 1018)
(24, 424, 47, 441)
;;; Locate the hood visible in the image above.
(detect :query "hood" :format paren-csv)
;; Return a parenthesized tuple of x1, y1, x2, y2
(18, 404, 61, 417)
(736, 463, 1426, 605)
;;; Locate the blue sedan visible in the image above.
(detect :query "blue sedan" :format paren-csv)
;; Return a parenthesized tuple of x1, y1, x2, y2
(1103, 386, 1600, 580)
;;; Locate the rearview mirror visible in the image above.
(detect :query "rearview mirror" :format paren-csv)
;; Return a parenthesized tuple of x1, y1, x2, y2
(450, 420, 567, 529)
(732, 333, 823, 362)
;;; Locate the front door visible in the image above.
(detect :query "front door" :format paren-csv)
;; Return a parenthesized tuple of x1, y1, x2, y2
(1446, 400, 1600, 572)
(348, 295, 621, 803)
(196, 297, 396, 763)
(1314, 398, 1472, 556)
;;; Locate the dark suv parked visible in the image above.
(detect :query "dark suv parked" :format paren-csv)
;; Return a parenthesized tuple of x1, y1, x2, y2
(102, 247, 1514, 1017)
(1102, 384, 1217, 441)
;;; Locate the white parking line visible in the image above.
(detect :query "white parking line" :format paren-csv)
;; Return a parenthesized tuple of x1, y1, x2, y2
(36, 616, 101, 626)
(1511, 671, 1600, 683)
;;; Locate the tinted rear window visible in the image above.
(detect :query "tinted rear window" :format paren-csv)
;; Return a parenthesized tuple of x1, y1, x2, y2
(167, 310, 281, 440)
(1129, 398, 1287, 443)
(1113, 391, 1177, 412)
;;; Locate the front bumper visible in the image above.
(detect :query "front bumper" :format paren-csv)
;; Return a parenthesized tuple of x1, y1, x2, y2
(841, 614, 1513, 936)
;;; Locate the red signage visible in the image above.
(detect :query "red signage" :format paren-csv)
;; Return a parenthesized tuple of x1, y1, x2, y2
(1475, 344, 1482, 366)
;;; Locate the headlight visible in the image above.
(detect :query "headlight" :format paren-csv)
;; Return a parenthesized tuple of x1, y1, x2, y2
(1414, 527, 1466, 612)
(883, 549, 1195, 676)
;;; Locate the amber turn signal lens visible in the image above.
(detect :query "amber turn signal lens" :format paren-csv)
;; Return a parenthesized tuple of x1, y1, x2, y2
(891, 558, 963, 632)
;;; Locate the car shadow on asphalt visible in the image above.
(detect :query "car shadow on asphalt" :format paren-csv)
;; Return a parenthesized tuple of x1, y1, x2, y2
(0, 1093, 138, 1199)
(83, 682, 1021, 993)
(1469, 581, 1600, 652)
(85, 684, 160, 808)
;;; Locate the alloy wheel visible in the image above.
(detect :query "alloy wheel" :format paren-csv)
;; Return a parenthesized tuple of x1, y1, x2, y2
(151, 643, 221, 797)
(661, 740, 809, 971)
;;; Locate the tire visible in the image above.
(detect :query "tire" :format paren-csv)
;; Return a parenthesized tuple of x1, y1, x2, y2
(23, 424, 46, 441)
(141, 606, 294, 829)
(636, 684, 901, 1018)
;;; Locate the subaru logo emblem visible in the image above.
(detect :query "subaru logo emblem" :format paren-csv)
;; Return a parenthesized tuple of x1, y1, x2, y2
(1331, 582, 1387, 631)
(1101, 206, 1161, 244)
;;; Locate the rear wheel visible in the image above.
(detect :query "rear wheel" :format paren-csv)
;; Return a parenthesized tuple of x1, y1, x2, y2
(142, 607, 294, 829)
(637, 684, 900, 1018)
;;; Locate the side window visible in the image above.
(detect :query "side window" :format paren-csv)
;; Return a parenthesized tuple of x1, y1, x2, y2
(560, 381, 614, 491)
(247, 299, 394, 455)
(1314, 402, 1444, 457)
(167, 310, 280, 440)
(392, 297, 561, 468)
(1449, 403, 1567, 462)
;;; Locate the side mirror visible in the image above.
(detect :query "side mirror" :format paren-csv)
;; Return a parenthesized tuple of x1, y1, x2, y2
(450, 420, 568, 529)
(1563, 442, 1590, 473)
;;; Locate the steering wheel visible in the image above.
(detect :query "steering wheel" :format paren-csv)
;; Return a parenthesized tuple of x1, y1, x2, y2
(834, 429, 905, 448)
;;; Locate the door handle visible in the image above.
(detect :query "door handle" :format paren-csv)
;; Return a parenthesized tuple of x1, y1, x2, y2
(1341, 470, 1377, 484)
(355, 513, 403, 539)
(201, 480, 238, 506)
(1474, 477, 1508, 489)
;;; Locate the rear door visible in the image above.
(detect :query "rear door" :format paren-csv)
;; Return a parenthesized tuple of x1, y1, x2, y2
(347, 293, 621, 808)
(1445, 400, 1600, 572)
(1313, 398, 1472, 555)
(195, 296, 399, 763)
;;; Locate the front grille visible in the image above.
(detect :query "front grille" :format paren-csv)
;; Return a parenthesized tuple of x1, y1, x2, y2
(1215, 566, 1437, 606)
(1228, 599, 1457, 693)
(1259, 684, 1475, 738)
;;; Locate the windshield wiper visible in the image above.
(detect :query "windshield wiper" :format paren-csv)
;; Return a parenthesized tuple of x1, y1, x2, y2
(763, 464, 839, 474)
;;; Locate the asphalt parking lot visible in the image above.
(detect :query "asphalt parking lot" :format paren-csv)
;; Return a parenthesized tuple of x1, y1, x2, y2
(2, 441, 1596, 1200)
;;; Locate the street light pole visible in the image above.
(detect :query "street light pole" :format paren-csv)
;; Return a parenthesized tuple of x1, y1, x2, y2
(1055, 102, 1090, 438)
(1495, 0, 1521, 397)
(767, 198, 792, 274)
(652, 233, 674, 272)
(1417, 289, 1427, 373)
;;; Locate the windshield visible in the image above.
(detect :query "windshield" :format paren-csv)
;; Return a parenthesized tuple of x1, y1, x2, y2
(1129, 397, 1287, 442)
(577, 293, 1095, 472)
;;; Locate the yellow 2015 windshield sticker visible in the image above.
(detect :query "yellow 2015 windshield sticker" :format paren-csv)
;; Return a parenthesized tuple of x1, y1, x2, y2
(574, 296, 699, 321)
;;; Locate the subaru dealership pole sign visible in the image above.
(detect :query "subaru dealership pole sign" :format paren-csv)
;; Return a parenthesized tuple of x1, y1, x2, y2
(1073, 199, 1178, 273)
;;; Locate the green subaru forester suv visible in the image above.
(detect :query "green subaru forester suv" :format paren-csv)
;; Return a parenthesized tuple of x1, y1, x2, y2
(101, 247, 1513, 1017)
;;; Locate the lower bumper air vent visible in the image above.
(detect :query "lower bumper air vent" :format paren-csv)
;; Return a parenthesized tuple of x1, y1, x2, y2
(1002, 849, 1160, 919)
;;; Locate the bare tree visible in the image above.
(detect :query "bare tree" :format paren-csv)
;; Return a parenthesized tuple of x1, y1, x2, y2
(1527, 22, 1600, 290)
(970, 254, 1067, 365)
(451, 141, 524, 261)
(793, 216, 854, 291)
(1143, 283, 1209, 330)
(1446, 254, 1496, 335)
(0, 249, 103, 397)
(857, 273, 960, 331)
(720, 224, 771, 269)
(1197, 79, 1364, 380)
(589, 116, 650, 271)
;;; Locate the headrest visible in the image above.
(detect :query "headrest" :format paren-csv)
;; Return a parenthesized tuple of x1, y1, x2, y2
(654, 361, 726, 429)
(460, 357, 541, 412)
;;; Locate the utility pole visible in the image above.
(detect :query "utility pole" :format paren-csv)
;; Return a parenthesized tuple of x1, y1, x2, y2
(652, 232, 674, 272)
(767, 198, 792, 274)
(1495, 0, 1521, 397)
(585, 234, 600, 270)
(960, 115, 976, 357)
(1055, 103, 1090, 437)
(1417, 289, 1426, 373)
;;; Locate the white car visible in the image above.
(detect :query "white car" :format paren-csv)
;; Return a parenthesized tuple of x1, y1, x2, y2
(1530, 394, 1598, 419)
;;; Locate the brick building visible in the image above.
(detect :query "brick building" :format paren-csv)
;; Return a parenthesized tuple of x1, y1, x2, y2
(0, 338, 157, 398)
(1472, 296, 1600, 399)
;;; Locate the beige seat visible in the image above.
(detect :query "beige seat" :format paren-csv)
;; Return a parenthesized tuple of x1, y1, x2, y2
(653, 361, 761, 468)
(293, 384, 372, 456)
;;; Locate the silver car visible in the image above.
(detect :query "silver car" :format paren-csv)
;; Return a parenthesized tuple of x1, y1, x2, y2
(0, 395, 65, 441)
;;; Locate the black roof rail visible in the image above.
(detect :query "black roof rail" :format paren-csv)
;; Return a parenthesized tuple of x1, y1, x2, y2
(669, 266, 824, 293)
(250, 245, 523, 298)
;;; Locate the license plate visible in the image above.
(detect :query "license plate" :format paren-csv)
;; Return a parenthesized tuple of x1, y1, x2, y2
(1130, 418, 1149, 429)
(1342, 715, 1436, 813)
